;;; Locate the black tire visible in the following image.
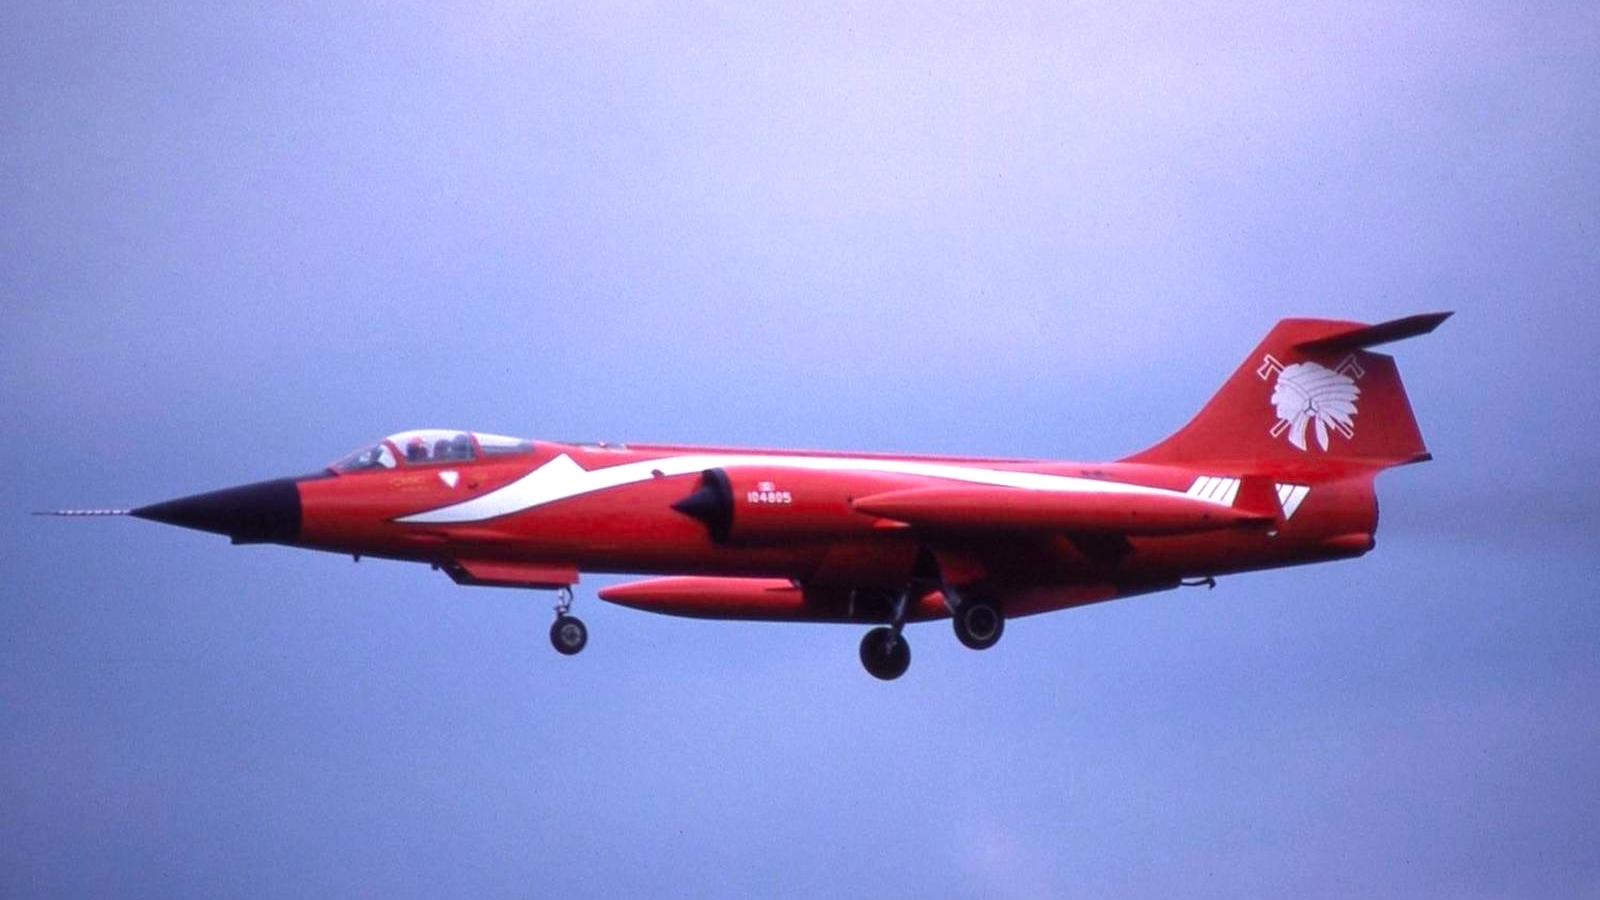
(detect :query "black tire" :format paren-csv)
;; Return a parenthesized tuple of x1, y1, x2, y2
(858, 626, 911, 680)
(953, 600, 1004, 651)
(550, 615, 588, 655)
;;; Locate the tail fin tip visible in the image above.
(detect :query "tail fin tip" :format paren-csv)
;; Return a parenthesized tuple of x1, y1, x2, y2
(1126, 312, 1449, 468)
(1293, 311, 1453, 353)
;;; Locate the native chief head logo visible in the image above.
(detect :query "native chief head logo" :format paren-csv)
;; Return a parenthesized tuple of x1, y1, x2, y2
(1257, 354, 1364, 451)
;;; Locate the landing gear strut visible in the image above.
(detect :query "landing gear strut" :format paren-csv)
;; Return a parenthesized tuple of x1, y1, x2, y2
(858, 576, 919, 681)
(549, 586, 587, 655)
(854, 549, 1010, 679)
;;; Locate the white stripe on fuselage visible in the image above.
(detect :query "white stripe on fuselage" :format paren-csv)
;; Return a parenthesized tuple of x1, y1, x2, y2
(396, 452, 1214, 525)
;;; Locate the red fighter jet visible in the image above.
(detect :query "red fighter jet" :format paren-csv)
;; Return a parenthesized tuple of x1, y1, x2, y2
(50, 313, 1449, 679)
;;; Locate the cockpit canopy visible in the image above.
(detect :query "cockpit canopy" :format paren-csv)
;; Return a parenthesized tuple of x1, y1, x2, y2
(332, 430, 534, 473)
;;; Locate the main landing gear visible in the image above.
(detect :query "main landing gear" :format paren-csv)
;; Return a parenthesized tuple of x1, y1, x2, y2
(859, 627, 910, 680)
(857, 598, 1005, 681)
(855, 556, 1007, 680)
(549, 586, 587, 656)
(952, 599, 1004, 650)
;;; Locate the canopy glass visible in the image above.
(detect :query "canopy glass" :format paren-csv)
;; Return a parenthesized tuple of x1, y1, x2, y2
(332, 430, 535, 472)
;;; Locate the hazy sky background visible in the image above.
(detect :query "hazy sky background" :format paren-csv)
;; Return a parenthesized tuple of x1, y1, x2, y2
(4, 2, 1597, 897)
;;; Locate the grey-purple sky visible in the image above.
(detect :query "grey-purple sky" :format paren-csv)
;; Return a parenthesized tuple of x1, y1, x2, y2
(4, 2, 1598, 897)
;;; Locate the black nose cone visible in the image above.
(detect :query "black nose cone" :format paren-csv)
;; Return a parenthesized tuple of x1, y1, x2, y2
(132, 478, 301, 544)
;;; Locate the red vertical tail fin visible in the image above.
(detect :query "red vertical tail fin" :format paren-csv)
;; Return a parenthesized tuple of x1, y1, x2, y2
(1124, 313, 1451, 468)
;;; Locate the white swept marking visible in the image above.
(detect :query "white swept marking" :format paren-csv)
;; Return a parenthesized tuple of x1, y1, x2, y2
(399, 453, 1227, 524)
(1187, 475, 1240, 506)
(1274, 483, 1311, 520)
(1218, 479, 1240, 506)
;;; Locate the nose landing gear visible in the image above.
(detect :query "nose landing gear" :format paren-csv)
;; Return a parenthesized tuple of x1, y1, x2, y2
(549, 586, 587, 655)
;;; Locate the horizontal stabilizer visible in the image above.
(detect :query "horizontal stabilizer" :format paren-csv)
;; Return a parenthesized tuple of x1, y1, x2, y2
(1294, 311, 1452, 352)
(851, 485, 1272, 536)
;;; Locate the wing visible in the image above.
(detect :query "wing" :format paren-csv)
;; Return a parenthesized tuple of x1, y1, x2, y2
(603, 477, 1282, 622)
(850, 484, 1273, 535)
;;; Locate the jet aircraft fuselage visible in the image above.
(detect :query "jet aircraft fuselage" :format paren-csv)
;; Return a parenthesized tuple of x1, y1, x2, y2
(68, 313, 1450, 679)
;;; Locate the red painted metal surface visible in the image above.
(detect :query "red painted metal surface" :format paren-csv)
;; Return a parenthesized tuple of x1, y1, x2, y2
(136, 314, 1448, 632)
(851, 485, 1274, 535)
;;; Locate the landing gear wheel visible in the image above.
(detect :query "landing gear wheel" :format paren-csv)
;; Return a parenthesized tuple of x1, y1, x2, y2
(550, 615, 588, 655)
(953, 600, 1004, 650)
(859, 626, 911, 680)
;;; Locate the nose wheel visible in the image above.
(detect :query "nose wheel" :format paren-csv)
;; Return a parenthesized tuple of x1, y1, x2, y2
(549, 587, 587, 655)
